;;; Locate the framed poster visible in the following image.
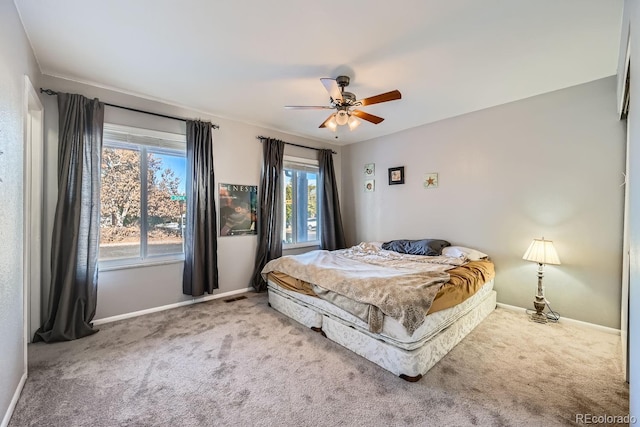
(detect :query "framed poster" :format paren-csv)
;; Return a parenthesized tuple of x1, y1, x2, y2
(219, 183, 258, 236)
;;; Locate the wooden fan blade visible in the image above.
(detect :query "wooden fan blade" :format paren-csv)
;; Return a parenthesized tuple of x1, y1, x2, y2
(319, 113, 336, 128)
(358, 90, 402, 106)
(284, 106, 334, 110)
(351, 109, 384, 124)
(320, 78, 343, 103)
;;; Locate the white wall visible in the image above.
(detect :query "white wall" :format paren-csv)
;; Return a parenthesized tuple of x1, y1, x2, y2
(619, 0, 638, 417)
(0, 0, 41, 424)
(40, 75, 341, 320)
(342, 76, 624, 329)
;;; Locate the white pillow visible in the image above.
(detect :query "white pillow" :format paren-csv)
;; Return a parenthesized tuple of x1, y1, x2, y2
(442, 246, 488, 261)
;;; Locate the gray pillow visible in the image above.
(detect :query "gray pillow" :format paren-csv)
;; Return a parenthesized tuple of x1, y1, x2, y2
(381, 239, 451, 256)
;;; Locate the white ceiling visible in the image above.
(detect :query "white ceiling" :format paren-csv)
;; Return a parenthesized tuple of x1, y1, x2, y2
(14, 0, 623, 145)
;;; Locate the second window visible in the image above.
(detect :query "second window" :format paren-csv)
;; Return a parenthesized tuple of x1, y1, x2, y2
(283, 157, 320, 247)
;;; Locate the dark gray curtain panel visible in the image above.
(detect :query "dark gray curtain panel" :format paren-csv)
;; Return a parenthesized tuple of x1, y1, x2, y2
(319, 149, 346, 251)
(183, 120, 219, 296)
(34, 93, 104, 343)
(250, 138, 284, 292)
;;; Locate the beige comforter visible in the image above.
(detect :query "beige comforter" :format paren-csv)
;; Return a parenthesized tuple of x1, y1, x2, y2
(261, 242, 467, 335)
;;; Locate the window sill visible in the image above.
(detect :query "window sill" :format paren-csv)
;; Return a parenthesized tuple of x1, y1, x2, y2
(99, 257, 184, 272)
(283, 241, 321, 250)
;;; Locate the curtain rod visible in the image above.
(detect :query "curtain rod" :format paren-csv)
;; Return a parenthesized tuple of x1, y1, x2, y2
(40, 88, 220, 129)
(256, 136, 337, 154)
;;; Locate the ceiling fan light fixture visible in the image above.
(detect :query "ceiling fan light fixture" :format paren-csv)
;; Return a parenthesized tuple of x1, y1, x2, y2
(326, 116, 338, 131)
(335, 110, 349, 126)
(348, 115, 360, 131)
(288, 76, 401, 131)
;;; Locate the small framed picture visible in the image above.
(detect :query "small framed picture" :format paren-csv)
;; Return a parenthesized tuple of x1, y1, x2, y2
(388, 166, 405, 185)
(364, 179, 375, 192)
(423, 173, 438, 189)
(364, 163, 375, 177)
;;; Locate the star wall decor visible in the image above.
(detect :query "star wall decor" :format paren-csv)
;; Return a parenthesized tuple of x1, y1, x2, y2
(424, 173, 438, 188)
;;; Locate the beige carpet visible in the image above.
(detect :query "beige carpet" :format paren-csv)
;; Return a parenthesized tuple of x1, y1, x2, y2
(10, 292, 628, 426)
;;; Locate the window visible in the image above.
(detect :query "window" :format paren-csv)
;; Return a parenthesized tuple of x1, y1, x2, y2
(283, 156, 320, 247)
(99, 124, 187, 267)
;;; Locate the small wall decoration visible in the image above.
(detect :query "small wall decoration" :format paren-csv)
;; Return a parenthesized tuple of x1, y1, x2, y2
(364, 163, 375, 177)
(219, 183, 258, 236)
(423, 173, 438, 189)
(364, 179, 375, 192)
(388, 166, 405, 185)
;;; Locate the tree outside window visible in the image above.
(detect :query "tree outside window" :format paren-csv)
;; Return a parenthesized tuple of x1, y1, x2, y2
(99, 137, 186, 263)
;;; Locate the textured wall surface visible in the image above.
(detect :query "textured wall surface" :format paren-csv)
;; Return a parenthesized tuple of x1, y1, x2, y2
(342, 77, 625, 329)
(0, 0, 40, 423)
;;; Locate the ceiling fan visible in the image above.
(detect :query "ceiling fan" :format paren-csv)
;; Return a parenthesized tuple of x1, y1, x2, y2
(285, 76, 402, 131)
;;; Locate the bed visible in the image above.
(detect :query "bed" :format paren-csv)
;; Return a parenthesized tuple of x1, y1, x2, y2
(261, 241, 496, 381)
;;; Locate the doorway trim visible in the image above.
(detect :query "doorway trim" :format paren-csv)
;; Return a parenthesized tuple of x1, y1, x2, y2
(23, 75, 44, 353)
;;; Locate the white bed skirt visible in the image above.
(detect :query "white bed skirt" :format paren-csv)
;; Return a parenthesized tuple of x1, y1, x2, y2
(267, 280, 497, 380)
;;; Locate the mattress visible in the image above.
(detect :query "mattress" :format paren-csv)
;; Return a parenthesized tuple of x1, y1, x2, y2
(267, 278, 494, 351)
(262, 244, 490, 335)
(267, 258, 494, 316)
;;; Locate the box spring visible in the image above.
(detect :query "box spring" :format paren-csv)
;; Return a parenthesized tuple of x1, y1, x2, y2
(267, 280, 496, 380)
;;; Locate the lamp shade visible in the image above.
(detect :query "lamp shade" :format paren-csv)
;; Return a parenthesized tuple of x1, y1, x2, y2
(522, 238, 561, 265)
(326, 116, 338, 131)
(347, 115, 360, 130)
(335, 110, 349, 126)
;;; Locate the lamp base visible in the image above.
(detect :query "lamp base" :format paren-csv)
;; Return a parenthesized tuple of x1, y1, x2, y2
(530, 296, 548, 324)
(529, 311, 548, 324)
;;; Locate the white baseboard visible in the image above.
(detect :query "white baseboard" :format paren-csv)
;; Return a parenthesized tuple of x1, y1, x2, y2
(496, 303, 621, 335)
(2, 371, 27, 427)
(93, 287, 253, 326)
